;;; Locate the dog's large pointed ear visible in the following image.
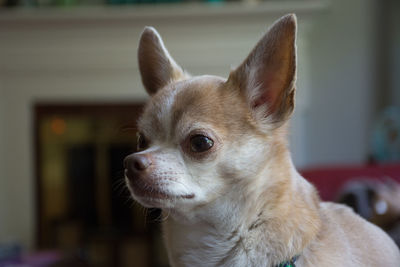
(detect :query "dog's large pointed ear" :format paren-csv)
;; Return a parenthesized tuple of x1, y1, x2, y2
(138, 27, 188, 95)
(228, 14, 297, 127)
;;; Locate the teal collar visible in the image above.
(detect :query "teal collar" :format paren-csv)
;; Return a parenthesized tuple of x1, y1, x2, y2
(276, 255, 300, 267)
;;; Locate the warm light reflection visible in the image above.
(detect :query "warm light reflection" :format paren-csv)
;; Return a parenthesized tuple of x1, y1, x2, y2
(50, 117, 67, 135)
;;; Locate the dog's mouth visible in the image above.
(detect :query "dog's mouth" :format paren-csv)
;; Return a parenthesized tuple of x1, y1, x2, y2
(126, 174, 194, 201)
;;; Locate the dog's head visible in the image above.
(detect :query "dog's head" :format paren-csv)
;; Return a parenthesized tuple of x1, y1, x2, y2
(125, 14, 297, 212)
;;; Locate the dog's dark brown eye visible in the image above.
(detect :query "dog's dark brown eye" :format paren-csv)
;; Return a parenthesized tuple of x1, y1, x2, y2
(136, 132, 148, 151)
(190, 135, 214, 153)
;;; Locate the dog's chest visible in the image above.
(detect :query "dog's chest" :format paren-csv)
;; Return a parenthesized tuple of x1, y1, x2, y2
(164, 220, 270, 267)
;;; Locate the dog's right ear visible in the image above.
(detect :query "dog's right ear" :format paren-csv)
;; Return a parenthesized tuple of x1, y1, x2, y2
(138, 27, 188, 95)
(227, 14, 297, 127)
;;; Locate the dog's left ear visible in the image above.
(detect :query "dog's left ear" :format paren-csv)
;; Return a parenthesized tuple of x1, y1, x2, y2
(228, 14, 297, 126)
(138, 27, 188, 95)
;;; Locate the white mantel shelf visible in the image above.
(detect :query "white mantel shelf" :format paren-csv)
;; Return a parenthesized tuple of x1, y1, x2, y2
(0, 1, 328, 23)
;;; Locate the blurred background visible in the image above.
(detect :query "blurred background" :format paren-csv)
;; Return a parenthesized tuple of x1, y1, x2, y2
(0, 0, 400, 266)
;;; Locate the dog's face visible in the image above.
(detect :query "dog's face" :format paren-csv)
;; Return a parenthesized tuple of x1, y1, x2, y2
(125, 14, 297, 211)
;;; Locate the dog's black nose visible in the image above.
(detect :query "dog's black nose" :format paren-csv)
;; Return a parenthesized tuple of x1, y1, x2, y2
(124, 153, 152, 174)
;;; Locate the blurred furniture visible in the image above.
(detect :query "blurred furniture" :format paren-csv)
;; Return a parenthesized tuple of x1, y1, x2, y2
(301, 163, 400, 201)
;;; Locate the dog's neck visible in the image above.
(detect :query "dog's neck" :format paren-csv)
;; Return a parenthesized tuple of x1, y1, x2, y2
(163, 143, 322, 267)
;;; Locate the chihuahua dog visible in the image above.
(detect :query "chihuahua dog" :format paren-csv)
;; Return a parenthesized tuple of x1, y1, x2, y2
(124, 14, 400, 266)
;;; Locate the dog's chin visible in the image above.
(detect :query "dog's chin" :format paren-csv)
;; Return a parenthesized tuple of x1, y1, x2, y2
(125, 177, 195, 209)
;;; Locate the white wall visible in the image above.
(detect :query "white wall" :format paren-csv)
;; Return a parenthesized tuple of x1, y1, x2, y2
(305, 0, 377, 166)
(0, 77, 36, 249)
(0, 81, 9, 242)
(388, 0, 400, 106)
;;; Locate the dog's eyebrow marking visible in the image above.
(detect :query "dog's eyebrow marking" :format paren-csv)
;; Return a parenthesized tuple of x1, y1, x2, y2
(170, 82, 198, 136)
(144, 86, 179, 140)
(169, 76, 225, 138)
(160, 88, 179, 140)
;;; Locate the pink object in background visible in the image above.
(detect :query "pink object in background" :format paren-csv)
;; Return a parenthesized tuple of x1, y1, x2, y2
(301, 163, 400, 201)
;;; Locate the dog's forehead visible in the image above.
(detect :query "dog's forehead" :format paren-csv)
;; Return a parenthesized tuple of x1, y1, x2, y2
(139, 75, 228, 139)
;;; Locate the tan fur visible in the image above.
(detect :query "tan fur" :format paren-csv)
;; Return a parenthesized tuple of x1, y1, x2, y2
(125, 15, 400, 267)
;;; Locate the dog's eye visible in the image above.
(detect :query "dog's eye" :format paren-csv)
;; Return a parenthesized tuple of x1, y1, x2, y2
(136, 132, 148, 151)
(190, 135, 214, 153)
